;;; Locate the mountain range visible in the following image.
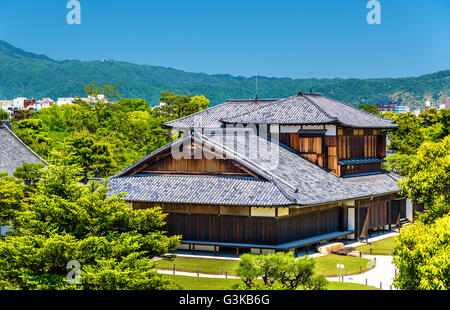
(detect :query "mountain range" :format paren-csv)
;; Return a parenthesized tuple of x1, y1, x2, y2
(0, 40, 448, 108)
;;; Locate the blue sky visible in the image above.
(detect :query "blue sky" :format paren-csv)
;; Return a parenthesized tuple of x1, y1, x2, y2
(0, 0, 448, 79)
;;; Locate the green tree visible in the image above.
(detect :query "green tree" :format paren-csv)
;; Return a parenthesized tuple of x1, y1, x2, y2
(0, 164, 180, 290)
(159, 92, 209, 120)
(0, 173, 24, 227)
(60, 131, 116, 183)
(235, 252, 327, 290)
(393, 214, 450, 290)
(13, 163, 45, 196)
(12, 119, 53, 158)
(383, 112, 425, 155)
(358, 104, 378, 115)
(418, 107, 440, 128)
(398, 135, 450, 224)
(0, 110, 8, 120)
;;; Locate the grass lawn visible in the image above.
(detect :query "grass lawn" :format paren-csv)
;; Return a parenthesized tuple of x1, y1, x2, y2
(155, 257, 240, 276)
(163, 274, 378, 290)
(155, 254, 373, 277)
(314, 254, 374, 277)
(356, 237, 396, 255)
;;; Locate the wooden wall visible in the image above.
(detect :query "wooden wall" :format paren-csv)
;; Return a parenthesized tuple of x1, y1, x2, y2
(354, 197, 405, 240)
(143, 156, 249, 176)
(276, 207, 343, 244)
(135, 202, 347, 245)
(337, 127, 386, 160)
(278, 133, 325, 168)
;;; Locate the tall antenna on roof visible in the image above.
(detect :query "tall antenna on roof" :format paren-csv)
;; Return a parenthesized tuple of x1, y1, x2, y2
(255, 74, 259, 104)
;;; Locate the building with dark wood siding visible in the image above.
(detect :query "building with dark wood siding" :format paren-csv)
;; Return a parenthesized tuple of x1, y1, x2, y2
(109, 92, 412, 255)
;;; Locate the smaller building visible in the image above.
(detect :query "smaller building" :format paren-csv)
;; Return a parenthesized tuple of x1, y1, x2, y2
(394, 105, 410, 114)
(377, 101, 398, 114)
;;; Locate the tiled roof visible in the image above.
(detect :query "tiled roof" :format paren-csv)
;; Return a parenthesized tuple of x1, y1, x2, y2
(221, 95, 336, 125)
(338, 158, 386, 165)
(163, 99, 279, 129)
(223, 93, 398, 128)
(109, 130, 400, 207)
(164, 93, 398, 129)
(0, 122, 46, 175)
(302, 93, 398, 129)
(108, 175, 291, 206)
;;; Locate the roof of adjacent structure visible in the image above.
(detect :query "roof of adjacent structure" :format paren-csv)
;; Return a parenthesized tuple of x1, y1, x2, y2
(0, 121, 47, 175)
(163, 99, 279, 129)
(109, 130, 400, 207)
(163, 93, 398, 129)
(222, 93, 398, 128)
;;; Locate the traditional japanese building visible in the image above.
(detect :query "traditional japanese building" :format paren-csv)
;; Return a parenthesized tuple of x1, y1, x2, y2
(0, 120, 46, 175)
(109, 92, 413, 255)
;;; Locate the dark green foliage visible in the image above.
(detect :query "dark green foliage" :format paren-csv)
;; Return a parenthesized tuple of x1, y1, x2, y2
(12, 119, 53, 157)
(13, 163, 45, 196)
(11, 86, 210, 177)
(0, 110, 8, 120)
(234, 252, 327, 290)
(0, 164, 180, 290)
(0, 41, 448, 107)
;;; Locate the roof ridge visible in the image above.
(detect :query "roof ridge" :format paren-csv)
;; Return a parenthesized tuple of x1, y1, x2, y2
(312, 94, 397, 125)
(220, 96, 294, 123)
(299, 93, 338, 122)
(163, 102, 229, 127)
(196, 132, 299, 194)
(111, 134, 192, 178)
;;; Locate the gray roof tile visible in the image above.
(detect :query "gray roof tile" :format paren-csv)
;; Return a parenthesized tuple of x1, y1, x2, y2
(0, 122, 46, 175)
(109, 130, 400, 207)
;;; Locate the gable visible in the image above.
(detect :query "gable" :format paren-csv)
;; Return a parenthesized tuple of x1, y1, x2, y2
(120, 137, 263, 179)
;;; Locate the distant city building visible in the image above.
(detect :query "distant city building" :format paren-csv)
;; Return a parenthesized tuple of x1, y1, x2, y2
(425, 99, 436, 109)
(377, 101, 398, 114)
(438, 104, 446, 111)
(445, 97, 450, 109)
(57, 97, 76, 106)
(412, 109, 421, 116)
(394, 105, 410, 114)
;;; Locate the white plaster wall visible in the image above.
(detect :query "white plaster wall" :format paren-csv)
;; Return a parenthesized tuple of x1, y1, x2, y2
(251, 207, 276, 217)
(406, 199, 413, 221)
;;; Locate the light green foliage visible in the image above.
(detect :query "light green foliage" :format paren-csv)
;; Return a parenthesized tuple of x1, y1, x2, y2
(398, 136, 450, 223)
(418, 107, 440, 128)
(0, 164, 180, 290)
(383, 153, 416, 176)
(12, 119, 53, 157)
(358, 104, 378, 115)
(383, 112, 425, 155)
(393, 215, 450, 290)
(11, 85, 207, 176)
(13, 163, 45, 196)
(159, 91, 209, 120)
(235, 252, 327, 290)
(0, 110, 8, 120)
(0, 173, 24, 226)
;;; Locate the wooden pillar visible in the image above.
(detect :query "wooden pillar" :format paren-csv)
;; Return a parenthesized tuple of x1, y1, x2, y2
(236, 248, 239, 257)
(214, 246, 217, 256)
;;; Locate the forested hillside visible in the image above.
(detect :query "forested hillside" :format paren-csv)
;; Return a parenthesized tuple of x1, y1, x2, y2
(0, 40, 448, 107)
